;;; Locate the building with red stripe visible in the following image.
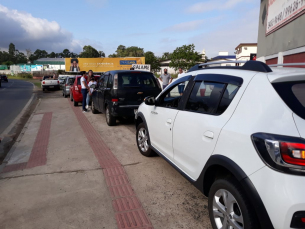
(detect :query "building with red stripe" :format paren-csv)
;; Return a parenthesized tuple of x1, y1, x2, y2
(257, 0, 305, 67)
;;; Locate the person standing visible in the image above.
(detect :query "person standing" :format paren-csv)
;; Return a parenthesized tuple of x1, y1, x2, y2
(86, 76, 96, 110)
(80, 71, 89, 113)
(160, 68, 172, 90)
(177, 68, 185, 95)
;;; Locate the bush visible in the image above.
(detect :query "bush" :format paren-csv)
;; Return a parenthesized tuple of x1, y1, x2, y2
(15, 73, 33, 78)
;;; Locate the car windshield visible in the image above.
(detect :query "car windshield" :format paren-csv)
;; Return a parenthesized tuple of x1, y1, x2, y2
(273, 81, 305, 119)
(118, 72, 156, 88)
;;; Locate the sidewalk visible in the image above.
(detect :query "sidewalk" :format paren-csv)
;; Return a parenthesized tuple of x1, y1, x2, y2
(0, 93, 211, 229)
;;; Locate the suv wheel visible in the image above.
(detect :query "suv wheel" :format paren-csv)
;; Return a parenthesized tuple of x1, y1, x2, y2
(136, 123, 154, 157)
(74, 101, 78, 107)
(208, 178, 257, 229)
(91, 100, 98, 114)
(105, 106, 116, 126)
(70, 93, 73, 101)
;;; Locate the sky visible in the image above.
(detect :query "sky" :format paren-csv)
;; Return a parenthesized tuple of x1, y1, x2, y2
(0, 0, 259, 58)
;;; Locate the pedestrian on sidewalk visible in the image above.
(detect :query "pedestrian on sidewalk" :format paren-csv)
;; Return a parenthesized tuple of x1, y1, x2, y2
(160, 68, 172, 90)
(177, 68, 185, 96)
(86, 72, 96, 110)
(80, 71, 90, 113)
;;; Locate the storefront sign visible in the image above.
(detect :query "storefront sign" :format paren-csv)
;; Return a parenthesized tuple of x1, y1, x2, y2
(267, 0, 305, 35)
(131, 64, 151, 72)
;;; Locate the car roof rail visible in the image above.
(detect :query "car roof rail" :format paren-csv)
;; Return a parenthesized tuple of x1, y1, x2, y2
(269, 63, 305, 67)
(188, 60, 272, 73)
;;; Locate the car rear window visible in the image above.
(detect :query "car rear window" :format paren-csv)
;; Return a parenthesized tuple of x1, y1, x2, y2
(273, 81, 305, 119)
(118, 72, 156, 88)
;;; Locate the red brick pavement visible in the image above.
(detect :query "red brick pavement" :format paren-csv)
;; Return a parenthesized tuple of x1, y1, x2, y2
(69, 100, 154, 229)
(1, 112, 52, 173)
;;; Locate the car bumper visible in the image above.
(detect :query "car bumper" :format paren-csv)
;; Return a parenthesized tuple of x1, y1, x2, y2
(112, 105, 139, 117)
(249, 166, 305, 229)
(42, 85, 60, 89)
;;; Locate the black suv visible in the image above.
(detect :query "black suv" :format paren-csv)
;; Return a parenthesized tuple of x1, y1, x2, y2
(1, 75, 8, 82)
(91, 70, 161, 126)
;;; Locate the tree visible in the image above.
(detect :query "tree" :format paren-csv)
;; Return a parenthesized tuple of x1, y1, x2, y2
(169, 44, 202, 71)
(48, 52, 56, 58)
(116, 45, 126, 57)
(109, 45, 145, 57)
(144, 51, 160, 73)
(161, 52, 172, 60)
(15, 51, 27, 64)
(62, 49, 71, 58)
(99, 51, 105, 57)
(79, 45, 100, 58)
(9, 43, 15, 56)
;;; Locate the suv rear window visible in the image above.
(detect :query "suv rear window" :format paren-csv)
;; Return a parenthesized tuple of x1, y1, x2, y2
(118, 72, 156, 88)
(273, 81, 305, 119)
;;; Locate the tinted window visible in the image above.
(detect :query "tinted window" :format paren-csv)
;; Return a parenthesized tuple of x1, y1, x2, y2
(186, 81, 226, 114)
(215, 84, 239, 115)
(68, 78, 75, 84)
(118, 72, 156, 88)
(157, 81, 189, 109)
(273, 81, 305, 119)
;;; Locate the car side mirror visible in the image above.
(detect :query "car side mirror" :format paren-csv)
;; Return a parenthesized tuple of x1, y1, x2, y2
(144, 96, 155, 106)
(90, 84, 96, 89)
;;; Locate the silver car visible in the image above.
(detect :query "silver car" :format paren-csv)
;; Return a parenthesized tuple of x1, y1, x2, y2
(62, 76, 75, 98)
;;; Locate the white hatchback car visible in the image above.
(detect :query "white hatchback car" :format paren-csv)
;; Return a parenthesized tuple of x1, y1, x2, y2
(135, 61, 305, 229)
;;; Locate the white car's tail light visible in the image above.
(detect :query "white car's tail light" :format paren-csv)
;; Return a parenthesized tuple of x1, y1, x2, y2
(252, 133, 305, 175)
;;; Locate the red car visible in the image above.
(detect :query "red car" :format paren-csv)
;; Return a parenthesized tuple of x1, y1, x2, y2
(70, 75, 100, 106)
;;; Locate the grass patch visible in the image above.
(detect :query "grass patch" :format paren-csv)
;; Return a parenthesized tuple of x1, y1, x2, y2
(8, 76, 41, 88)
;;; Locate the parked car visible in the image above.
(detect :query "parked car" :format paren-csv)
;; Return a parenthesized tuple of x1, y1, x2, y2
(58, 75, 69, 89)
(41, 75, 60, 91)
(70, 75, 100, 106)
(1, 75, 8, 82)
(91, 70, 161, 126)
(62, 76, 75, 98)
(135, 61, 305, 229)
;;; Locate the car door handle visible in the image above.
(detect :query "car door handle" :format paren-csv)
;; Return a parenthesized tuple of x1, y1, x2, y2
(204, 131, 214, 139)
(166, 119, 172, 125)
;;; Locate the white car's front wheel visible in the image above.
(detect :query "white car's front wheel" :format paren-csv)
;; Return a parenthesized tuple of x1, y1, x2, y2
(136, 123, 154, 157)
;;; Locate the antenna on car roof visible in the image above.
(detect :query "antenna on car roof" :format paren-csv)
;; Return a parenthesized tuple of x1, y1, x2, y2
(188, 60, 272, 73)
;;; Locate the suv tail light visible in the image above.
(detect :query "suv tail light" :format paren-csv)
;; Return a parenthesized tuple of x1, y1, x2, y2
(112, 99, 118, 102)
(291, 211, 305, 228)
(75, 86, 78, 91)
(113, 74, 118, 89)
(252, 133, 305, 175)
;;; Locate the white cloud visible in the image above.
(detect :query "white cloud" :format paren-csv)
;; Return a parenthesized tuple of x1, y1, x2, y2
(186, 0, 249, 13)
(190, 8, 259, 57)
(163, 20, 205, 32)
(0, 4, 82, 53)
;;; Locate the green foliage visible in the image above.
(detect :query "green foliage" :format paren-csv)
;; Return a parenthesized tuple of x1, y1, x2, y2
(169, 44, 202, 71)
(109, 45, 144, 57)
(2, 60, 14, 66)
(160, 52, 172, 60)
(79, 45, 100, 58)
(13, 73, 33, 78)
(9, 43, 15, 56)
(48, 52, 56, 58)
(144, 51, 160, 73)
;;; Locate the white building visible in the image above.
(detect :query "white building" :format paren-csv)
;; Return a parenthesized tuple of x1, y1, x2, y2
(235, 43, 257, 65)
(207, 52, 236, 66)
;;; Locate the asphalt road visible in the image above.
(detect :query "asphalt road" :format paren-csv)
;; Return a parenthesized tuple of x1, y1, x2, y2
(0, 79, 33, 135)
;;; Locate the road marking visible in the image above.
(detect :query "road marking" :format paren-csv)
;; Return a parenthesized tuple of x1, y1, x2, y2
(69, 99, 154, 229)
